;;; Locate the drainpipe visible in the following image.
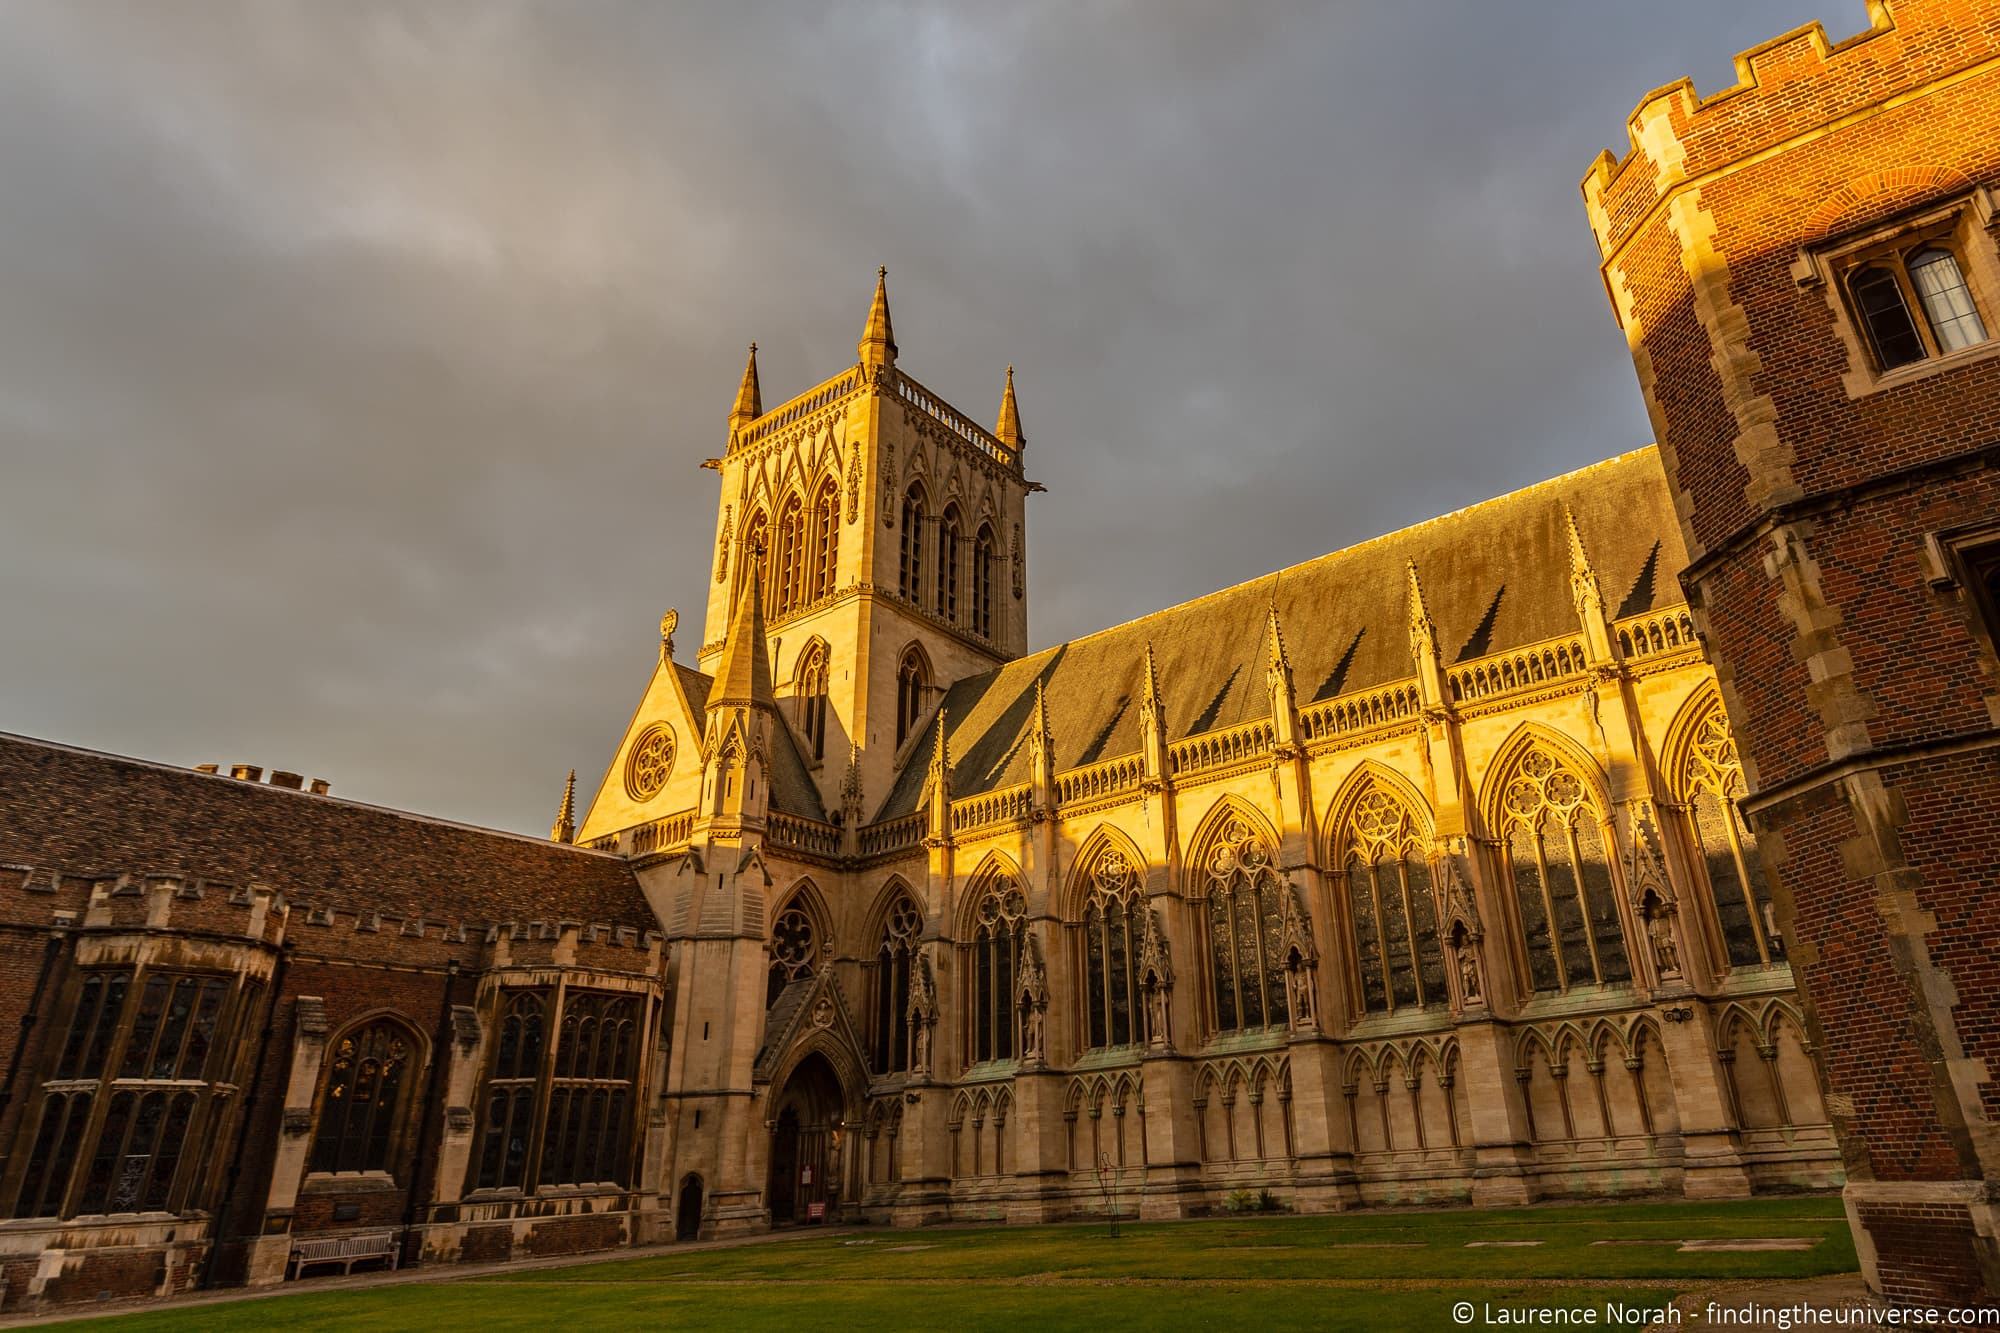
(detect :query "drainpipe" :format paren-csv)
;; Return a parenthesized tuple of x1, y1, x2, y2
(200, 940, 292, 1291)
(0, 929, 68, 1120)
(400, 957, 460, 1268)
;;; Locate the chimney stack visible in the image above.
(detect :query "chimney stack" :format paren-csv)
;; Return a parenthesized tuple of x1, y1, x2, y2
(269, 771, 304, 790)
(308, 778, 332, 796)
(228, 764, 262, 782)
(194, 763, 219, 775)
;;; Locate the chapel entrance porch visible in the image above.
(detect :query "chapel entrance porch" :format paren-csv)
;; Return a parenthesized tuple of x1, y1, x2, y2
(767, 1051, 845, 1225)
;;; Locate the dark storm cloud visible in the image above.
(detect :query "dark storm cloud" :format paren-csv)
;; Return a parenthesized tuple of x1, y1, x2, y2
(0, 1, 1859, 832)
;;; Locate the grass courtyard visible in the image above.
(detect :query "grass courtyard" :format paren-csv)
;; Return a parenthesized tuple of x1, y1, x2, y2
(77, 1195, 1856, 1332)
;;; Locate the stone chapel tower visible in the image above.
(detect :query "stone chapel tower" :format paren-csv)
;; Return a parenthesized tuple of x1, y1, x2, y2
(697, 270, 1036, 822)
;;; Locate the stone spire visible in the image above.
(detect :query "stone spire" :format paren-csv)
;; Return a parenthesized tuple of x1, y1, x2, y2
(709, 543, 774, 711)
(729, 342, 762, 432)
(1266, 604, 1298, 748)
(550, 769, 577, 844)
(857, 266, 897, 369)
(1029, 678, 1054, 808)
(995, 365, 1023, 450)
(1139, 641, 1169, 785)
(1563, 504, 1616, 664)
(1407, 560, 1449, 709)
(925, 708, 953, 844)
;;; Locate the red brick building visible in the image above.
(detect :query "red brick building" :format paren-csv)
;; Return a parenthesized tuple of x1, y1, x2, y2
(1584, 0, 2000, 1304)
(0, 736, 664, 1306)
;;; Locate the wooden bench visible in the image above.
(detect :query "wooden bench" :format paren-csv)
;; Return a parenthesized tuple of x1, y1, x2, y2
(288, 1230, 400, 1280)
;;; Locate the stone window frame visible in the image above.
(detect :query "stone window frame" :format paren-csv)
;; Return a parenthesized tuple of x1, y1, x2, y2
(303, 1011, 430, 1185)
(6, 962, 264, 1222)
(1794, 186, 2000, 399)
(466, 979, 651, 1198)
(1924, 518, 2000, 670)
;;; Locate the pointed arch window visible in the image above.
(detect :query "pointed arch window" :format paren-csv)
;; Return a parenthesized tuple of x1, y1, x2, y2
(1498, 745, 1631, 993)
(738, 509, 770, 609)
(936, 504, 963, 622)
(811, 478, 840, 600)
(969, 878, 1027, 1063)
(973, 523, 997, 639)
(768, 906, 818, 1008)
(797, 643, 829, 762)
(310, 1017, 418, 1176)
(896, 647, 929, 748)
(899, 485, 927, 604)
(1682, 708, 1778, 967)
(872, 894, 922, 1074)
(475, 991, 544, 1191)
(1341, 786, 1444, 1014)
(1082, 847, 1143, 1049)
(774, 495, 807, 617)
(1200, 817, 1292, 1033)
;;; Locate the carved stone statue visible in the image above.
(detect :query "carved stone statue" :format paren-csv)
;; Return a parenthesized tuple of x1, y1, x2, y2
(1649, 911, 1682, 979)
(1287, 962, 1316, 1030)
(907, 954, 939, 1076)
(1456, 940, 1482, 1004)
(1022, 999, 1047, 1064)
(1145, 980, 1171, 1050)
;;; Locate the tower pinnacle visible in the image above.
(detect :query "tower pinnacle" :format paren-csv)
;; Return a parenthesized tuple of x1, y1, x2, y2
(858, 267, 897, 368)
(729, 342, 762, 433)
(996, 365, 1023, 449)
(550, 769, 577, 844)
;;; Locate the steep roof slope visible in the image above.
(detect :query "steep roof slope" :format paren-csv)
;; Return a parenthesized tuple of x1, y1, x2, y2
(880, 447, 1684, 818)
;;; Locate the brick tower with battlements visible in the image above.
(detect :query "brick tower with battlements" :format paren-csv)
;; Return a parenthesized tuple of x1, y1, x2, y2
(1584, 0, 2000, 1305)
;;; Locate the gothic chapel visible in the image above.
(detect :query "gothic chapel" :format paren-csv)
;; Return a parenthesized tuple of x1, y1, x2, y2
(572, 266, 1837, 1232)
(0, 271, 1836, 1305)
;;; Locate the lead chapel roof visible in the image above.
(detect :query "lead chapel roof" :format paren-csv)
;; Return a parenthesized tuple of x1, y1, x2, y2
(877, 446, 1686, 820)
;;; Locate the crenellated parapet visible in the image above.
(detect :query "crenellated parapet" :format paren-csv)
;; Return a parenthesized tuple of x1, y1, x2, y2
(1581, 0, 1996, 256)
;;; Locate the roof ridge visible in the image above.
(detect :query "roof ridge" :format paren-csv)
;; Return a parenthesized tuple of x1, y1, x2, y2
(0, 730, 629, 857)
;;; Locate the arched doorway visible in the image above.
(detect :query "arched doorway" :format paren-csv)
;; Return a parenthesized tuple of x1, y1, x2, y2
(768, 1051, 846, 1225)
(675, 1174, 704, 1242)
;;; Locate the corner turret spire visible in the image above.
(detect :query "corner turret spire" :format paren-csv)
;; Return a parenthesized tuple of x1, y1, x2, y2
(858, 267, 897, 368)
(995, 365, 1023, 450)
(550, 769, 577, 844)
(710, 544, 775, 710)
(729, 342, 762, 432)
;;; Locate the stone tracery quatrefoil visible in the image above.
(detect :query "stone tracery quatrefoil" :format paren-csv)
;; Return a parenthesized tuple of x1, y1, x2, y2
(625, 724, 675, 801)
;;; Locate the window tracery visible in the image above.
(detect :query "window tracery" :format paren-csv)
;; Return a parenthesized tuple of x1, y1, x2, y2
(774, 495, 806, 617)
(768, 907, 818, 1008)
(310, 1018, 416, 1176)
(1341, 785, 1444, 1014)
(1082, 847, 1143, 1049)
(1682, 709, 1778, 967)
(11, 969, 245, 1220)
(937, 504, 963, 622)
(896, 648, 929, 748)
(872, 894, 922, 1075)
(969, 878, 1027, 1063)
(898, 485, 927, 604)
(1200, 816, 1295, 1034)
(1498, 745, 1631, 993)
(625, 724, 674, 802)
(473, 988, 641, 1193)
(973, 523, 997, 639)
(810, 478, 839, 601)
(796, 645, 828, 763)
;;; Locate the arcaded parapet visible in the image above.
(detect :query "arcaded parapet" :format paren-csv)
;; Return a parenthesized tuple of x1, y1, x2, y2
(1583, 0, 2000, 1309)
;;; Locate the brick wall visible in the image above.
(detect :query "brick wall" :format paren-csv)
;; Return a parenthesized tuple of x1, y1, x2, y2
(1586, 0, 2000, 1305)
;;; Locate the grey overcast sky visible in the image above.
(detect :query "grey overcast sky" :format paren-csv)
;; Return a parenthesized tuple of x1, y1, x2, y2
(0, 1, 1861, 835)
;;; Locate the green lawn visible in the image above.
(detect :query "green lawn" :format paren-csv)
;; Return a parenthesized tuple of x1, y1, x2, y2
(78, 1195, 1856, 1332)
